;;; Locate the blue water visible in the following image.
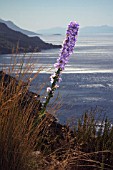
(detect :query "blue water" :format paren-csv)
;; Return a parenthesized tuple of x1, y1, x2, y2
(0, 34, 113, 123)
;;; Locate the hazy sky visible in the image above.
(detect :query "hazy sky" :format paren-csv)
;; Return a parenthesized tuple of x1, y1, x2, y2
(0, 0, 113, 31)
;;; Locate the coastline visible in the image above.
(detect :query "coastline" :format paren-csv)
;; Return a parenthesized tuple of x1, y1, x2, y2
(0, 22, 61, 55)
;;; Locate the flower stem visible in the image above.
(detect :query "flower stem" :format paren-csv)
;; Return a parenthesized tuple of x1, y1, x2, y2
(40, 68, 61, 115)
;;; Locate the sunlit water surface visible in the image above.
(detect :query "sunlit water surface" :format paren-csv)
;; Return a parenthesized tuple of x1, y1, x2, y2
(0, 34, 113, 123)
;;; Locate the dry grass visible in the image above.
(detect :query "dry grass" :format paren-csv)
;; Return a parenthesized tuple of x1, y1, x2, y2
(0, 55, 43, 170)
(0, 51, 47, 170)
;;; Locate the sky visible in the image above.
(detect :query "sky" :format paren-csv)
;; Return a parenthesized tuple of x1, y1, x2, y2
(0, 0, 113, 31)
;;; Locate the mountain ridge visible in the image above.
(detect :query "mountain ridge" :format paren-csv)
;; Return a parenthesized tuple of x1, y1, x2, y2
(0, 23, 61, 54)
(0, 18, 38, 36)
(37, 27, 66, 35)
(80, 25, 113, 34)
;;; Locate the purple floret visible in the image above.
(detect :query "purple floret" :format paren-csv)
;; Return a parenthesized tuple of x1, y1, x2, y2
(54, 21, 79, 71)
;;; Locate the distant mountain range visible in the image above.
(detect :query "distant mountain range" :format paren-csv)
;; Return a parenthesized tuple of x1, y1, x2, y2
(37, 27, 66, 35)
(80, 25, 113, 34)
(37, 25, 113, 35)
(0, 23, 61, 54)
(0, 18, 38, 36)
(1, 18, 113, 35)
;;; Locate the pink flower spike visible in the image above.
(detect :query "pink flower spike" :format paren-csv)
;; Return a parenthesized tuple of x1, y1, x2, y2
(41, 21, 79, 115)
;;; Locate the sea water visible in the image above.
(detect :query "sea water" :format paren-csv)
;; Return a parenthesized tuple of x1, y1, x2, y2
(0, 34, 113, 123)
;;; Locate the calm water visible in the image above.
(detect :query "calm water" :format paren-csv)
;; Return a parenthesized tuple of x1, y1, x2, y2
(0, 34, 113, 123)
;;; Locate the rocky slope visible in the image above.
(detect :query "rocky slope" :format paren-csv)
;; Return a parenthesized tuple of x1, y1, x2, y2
(0, 23, 61, 54)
